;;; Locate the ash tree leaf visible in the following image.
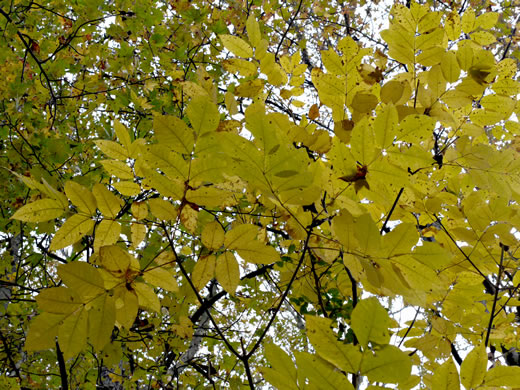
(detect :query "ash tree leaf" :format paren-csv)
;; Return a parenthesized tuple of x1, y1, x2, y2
(305, 315, 362, 373)
(36, 287, 82, 314)
(92, 183, 122, 218)
(64, 181, 97, 215)
(460, 344, 487, 389)
(201, 221, 225, 250)
(133, 282, 161, 313)
(114, 120, 132, 150)
(350, 297, 391, 347)
(360, 345, 411, 383)
(88, 293, 116, 351)
(57, 262, 105, 298)
(94, 140, 130, 160)
(191, 255, 217, 291)
(11, 199, 65, 222)
(219, 34, 253, 57)
(94, 220, 121, 251)
(99, 245, 131, 278)
(215, 252, 239, 294)
(186, 94, 220, 136)
(143, 267, 178, 292)
(113, 286, 139, 329)
(153, 115, 194, 155)
(50, 214, 94, 251)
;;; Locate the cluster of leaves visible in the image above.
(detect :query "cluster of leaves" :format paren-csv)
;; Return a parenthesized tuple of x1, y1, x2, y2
(2, 0, 520, 388)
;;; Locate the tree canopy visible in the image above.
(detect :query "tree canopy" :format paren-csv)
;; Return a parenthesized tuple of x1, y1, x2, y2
(2, 0, 520, 388)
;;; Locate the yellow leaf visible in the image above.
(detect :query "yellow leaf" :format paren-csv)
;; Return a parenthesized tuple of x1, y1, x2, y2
(440, 51, 460, 83)
(374, 104, 398, 149)
(36, 287, 82, 314)
(246, 14, 261, 48)
(262, 343, 299, 390)
(471, 31, 496, 46)
(88, 293, 116, 351)
(484, 365, 520, 387)
(222, 58, 257, 77)
(99, 245, 131, 278)
(58, 306, 88, 359)
(148, 198, 177, 221)
(94, 140, 129, 160)
(351, 118, 377, 165)
(191, 255, 217, 290)
(130, 223, 146, 248)
(180, 206, 198, 234)
(153, 115, 194, 155)
(25, 312, 63, 351)
(134, 282, 160, 313)
(380, 25, 414, 65)
(350, 93, 378, 113)
(215, 252, 239, 294)
(114, 120, 132, 150)
(100, 160, 134, 179)
(131, 202, 148, 220)
(50, 214, 94, 251)
(113, 181, 141, 196)
(186, 95, 220, 136)
(351, 297, 391, 347)
(460, 344, 487, 389)
(461, 7, 476, 34)
(380, 80, 405, 105)
(65, 181, 97, 215)
(113, 286, 138, 329)
(234, 79, 264, 97)
(92, 184, 122, 218)
(445, 11, 461, 41)
(360, 345, 411, 383)
(305, 315, 362, 373)
(432, 358, 460, 390)
(143, 267, 178, 292)
(58, 262, 105, 298)
(11, 198, 64, 222)
(94, 220, 121, 251)
(201, 221, 225, 250)
(224, 224, 258, 249)
(219, 34, 253, 57)
(476, 12, 498, 30)
(321, 48, 346, 74)
(225, 90, 238, 115)
(294, 351, 355, 390)
(382, 223, 418, 257)
(354, 213, 381, 257)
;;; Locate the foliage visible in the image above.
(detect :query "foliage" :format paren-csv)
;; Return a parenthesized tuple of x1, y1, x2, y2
(1, 0, 520, 388)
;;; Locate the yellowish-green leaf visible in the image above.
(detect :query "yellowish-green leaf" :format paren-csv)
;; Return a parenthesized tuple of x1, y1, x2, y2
(382, 223, 418, 257)
(222, 58, 257, 77)
(484, 365, 520, 387)
(440, 51, 460, 83)
(460, 344, 487, 389)
(295, 351, 355, 390)
(11, 199, 64, 222)
(192, 255, 217, 290)
(220, 34, 253, 57)
(186, 95, 220, 136)
(65, 181, 97, 215)
(94, 140, 129, 160)
(50, 214, 94, 251)
(476, 12, 498, 30)
(153, 115, 194, 155)
(25, 312, 63, 351)
(99, 245, 131, 278)
(374, 104, 398, 149)
(88, 293, 116, 351)
(36, 287, 82, 314)
(92, 184, 122, 218)
(58, 306, 88, 359)
(305, 315, 362, 373)
(94, 220, 121, 251)
(445, 12, 461, 41)
(100, 160, 134, 179)
(131, 202, 148, 220)
(354, 214, 381, 257)
(134, 282, 160, 313)
(246, 14, 261, 47)
(114, 120, 132, 150)
(237, 241, 279, 264)
(411, 242, 452, 269)
(351, 297, 391, 347)
(148, 198, 177, 221)
(360, 345, 411, 383)
(471, 31, 496, 46)
(202, 221, 225, 250)
(58, 262, 105, 298)
(113, 286, 138, 329)
(215, 252, 239, 294)
(432, 358, 460, 390)
(130, 223, 146, 248)
(224, 224, 258, 249)
(461, 7, 476, 34)
(113, 181, 141, 196)
(143, 267, 178, 292)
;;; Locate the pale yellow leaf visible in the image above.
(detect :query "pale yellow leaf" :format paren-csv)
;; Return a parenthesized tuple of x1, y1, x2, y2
(94, 140, 129, 160)
(220, 34, 253, 57)
(11, 199, 64, 222)
(148, 198, 177, 221)
(92, 184, 122, 218)
(25, 313, 63, 351)
(36, 287, 82, 314)
(191, 255, 217, 290)
(64, 181, 97, 215)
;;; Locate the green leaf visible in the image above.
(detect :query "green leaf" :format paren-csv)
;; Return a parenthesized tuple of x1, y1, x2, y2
(263, 343, 297, 386)
(350, 297, 391, 347)
(153, 115, 194, 155)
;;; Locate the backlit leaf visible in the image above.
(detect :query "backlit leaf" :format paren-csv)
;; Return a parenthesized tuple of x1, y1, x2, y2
(351, 297, 391, 347)
(11, 199, 64, 222)
(460, 344, 487, 389)
(50, 214, 94, 251)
